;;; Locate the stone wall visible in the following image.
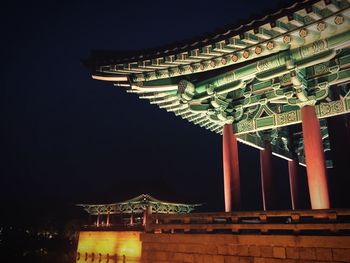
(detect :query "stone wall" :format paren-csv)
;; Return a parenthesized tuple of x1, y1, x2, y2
(141, 233, 350, 263)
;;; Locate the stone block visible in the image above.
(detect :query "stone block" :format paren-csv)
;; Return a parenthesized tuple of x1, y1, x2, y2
(263, 258, 282, 263)
(212, 255, 225, 263)
(205, 244, 218, 254)
(141, 242, 152, 251)
(141, 233, 169, 243)
(239, 256, 253, 263)
(183, 253, 194, 263)
(224, 255, 240, 263)
(203, 255, 215, 263)
(273, 247, 286, 259)
(315, 248, 332, 261)
(179, 234, 207, 245)
(299, 247, 316, 260)
(286, 247, 299, 259)
(145, 242, 164, 251)
(260, 246, 273, 258)
(332, 248, 350, 262)
(218, 245, 228, 255)
(296, 236, 350, 249)
(141, 251, 150, 259)
(238, 236, 296, 247)
(253, 258, 266, 263)
(193, 253, 206, 263)
(184, 244, 205, 254)
(248, 246, 260, 257)
(282, 259, 297, 263)
(237, 245, 249, 256)
(163, 243, 176, 252)
(227, 245, 239, 256)
(153, 251, 169, 261)
(178, 244, 189, 253)
(178, 234, 237, 245)
(169, 234, 195, 244)
(173, 252, 184, 261)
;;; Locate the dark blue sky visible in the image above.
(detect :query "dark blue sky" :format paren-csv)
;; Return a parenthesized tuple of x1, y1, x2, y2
(1, 0, 304, 214)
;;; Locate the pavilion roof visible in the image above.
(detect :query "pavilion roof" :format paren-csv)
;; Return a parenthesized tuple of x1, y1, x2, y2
(85, 0, 320, 66)
(84, 0, 350, 168)
(76, 194, 202, 215)
(85, 0, 328, 81)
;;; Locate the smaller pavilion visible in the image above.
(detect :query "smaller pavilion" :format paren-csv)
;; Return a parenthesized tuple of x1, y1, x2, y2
(77, 194, 201, 227)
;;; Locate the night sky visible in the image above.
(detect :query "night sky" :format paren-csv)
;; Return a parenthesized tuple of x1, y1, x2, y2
(2, 0, 317, 221)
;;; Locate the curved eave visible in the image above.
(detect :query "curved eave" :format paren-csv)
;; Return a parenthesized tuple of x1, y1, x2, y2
(85, 0, 350, 83)
(85, 0, 320, 67)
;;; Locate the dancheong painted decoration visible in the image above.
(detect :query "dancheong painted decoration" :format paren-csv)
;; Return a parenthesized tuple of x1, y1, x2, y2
(77, 194, 200, 216)
(77, 194, 201, 227)
(84, 0, 350, 212)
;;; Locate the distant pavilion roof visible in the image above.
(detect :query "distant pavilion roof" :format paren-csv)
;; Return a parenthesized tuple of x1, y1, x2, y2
(77, 194, 202, 215)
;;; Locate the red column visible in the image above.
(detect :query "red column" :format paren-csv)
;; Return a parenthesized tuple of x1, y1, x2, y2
(301, 105, 330, 209)
(96, 213, 100, 227)
(143, 209, 147, 226)
(288, 159, 299, 210)
(260, 140, 273, 211)
(130, 212, 134, 225)
(222, 124, 240, 212)
(106, 212, 110, 226)
(143, 205, 152, 226)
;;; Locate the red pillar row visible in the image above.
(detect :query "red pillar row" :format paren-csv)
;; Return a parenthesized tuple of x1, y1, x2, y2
(260, 140, 273, 211)
(301, 105, 330, 209)
(288, 159, 299, 210)
(222, 105, 330, 211)
(222, 124, 240, 212)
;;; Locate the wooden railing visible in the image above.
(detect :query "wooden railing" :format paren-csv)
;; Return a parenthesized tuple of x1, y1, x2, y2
(145, 209, 350, 235)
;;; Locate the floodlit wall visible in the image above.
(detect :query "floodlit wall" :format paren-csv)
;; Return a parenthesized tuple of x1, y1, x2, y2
(76, 231, 141, 262)
(141, 233, 350, 263)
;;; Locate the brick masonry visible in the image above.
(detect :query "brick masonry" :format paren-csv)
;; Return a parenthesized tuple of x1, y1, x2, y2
(140, 234, 350, 263)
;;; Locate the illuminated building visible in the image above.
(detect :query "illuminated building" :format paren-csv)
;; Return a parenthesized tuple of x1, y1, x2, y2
(79, 0, 350, 261)
(77, 194, 201, 227)
(84, 0, 350, 212)
(76, 194, 200, 262)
